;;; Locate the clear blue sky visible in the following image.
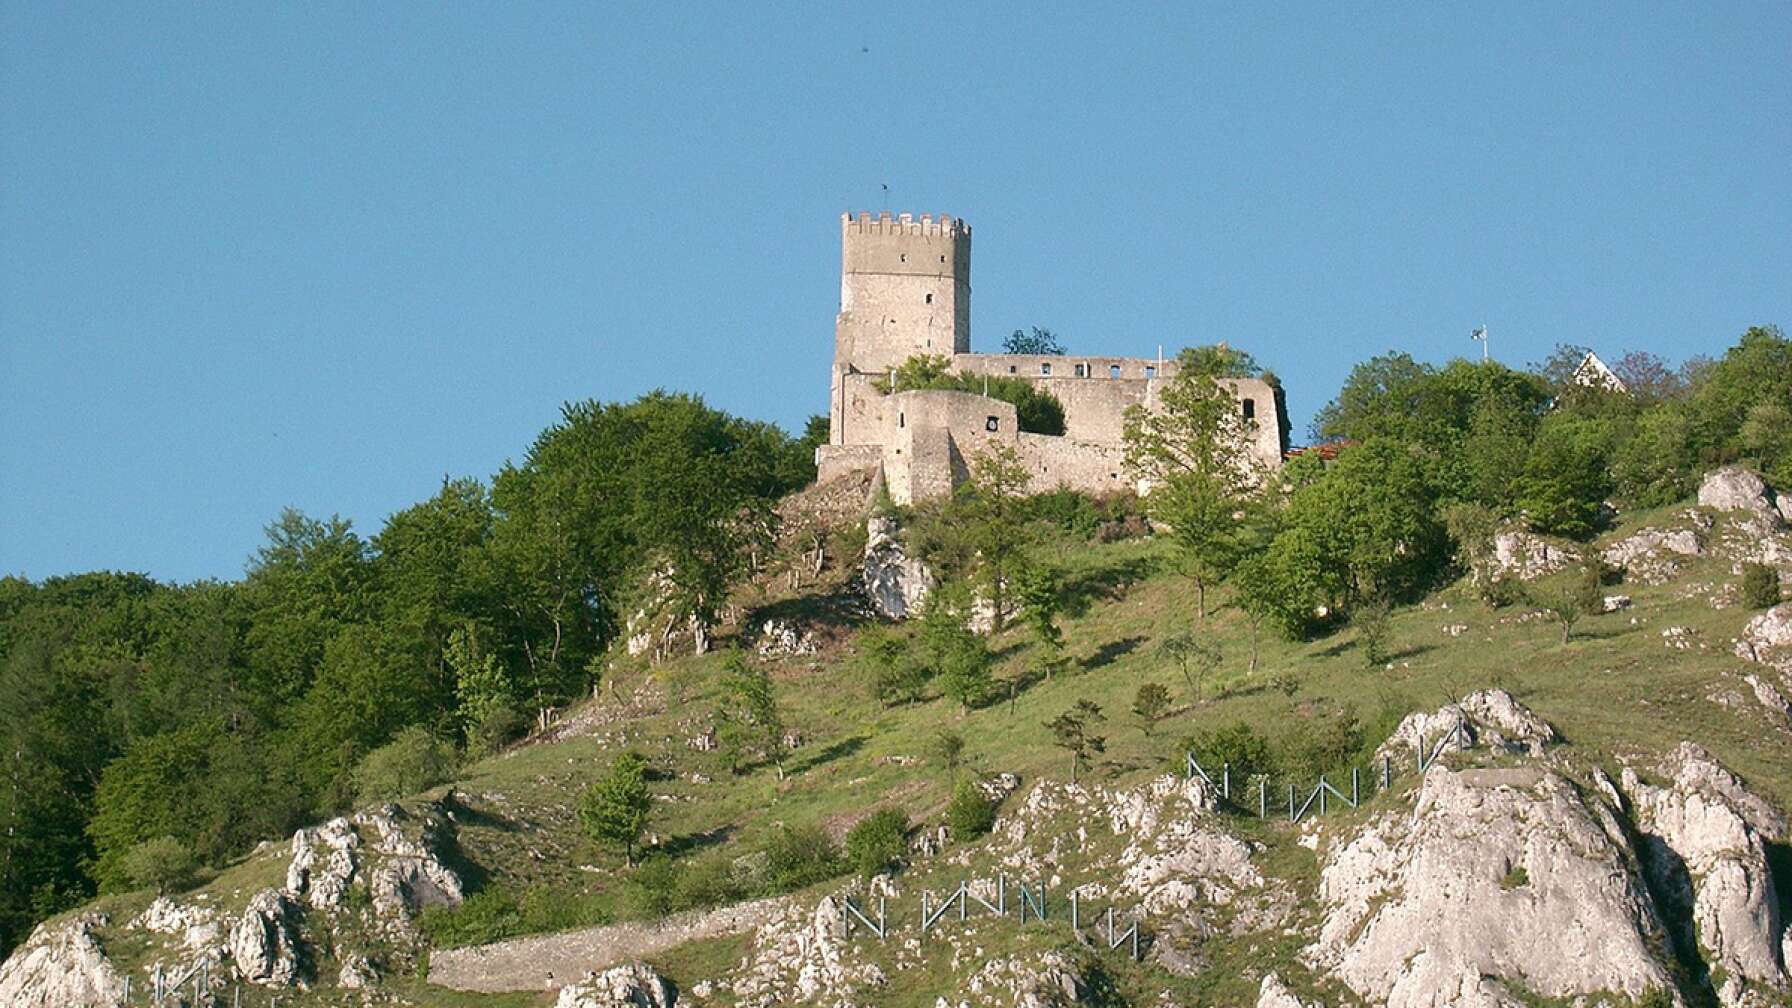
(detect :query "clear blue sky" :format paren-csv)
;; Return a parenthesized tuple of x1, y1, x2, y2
(3, 3, 1788, 583)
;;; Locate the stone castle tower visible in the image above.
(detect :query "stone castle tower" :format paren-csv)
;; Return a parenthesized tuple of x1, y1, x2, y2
(829, 212, 971, 444)
(817, 211, 1286, 501)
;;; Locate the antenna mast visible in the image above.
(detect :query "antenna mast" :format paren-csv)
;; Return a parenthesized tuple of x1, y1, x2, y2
(1471, 325, 1489, 362)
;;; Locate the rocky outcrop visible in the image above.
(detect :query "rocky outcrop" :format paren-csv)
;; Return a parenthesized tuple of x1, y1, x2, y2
(554, 960, 677, 1008)
(1604, 523, 1707, 569)
(1701, 467, 1791, 530)
(730, 895, 885, 1007)
(130, 897, 221, 953)
(355, 803, 464, 922)
(755, 618, 817, 657)
(1307, 766, 1677, 1008)
(0, 915, 127, 1008)
(1378, 688, 1559, 762)
(861, 515, 934, 619)
(1490, 530, 1578, 581)
(229, 889, 302, 986)
(286, 816, 359, 910)
(1624, 744, 1788, 1007)
(1107, 775, 1261, 915)
(1257, 973, 1320, 1008)
(1736, 604, 1792, 673)
(963, 949, 1084, 1007)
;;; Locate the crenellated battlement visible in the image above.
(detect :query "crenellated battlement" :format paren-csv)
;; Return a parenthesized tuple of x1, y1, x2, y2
(842, 211, 971, 238)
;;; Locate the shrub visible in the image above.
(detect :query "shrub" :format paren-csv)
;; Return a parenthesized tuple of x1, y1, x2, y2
(354, 726, 458, 804)
(1742, 562, 1782, 609)
(1351, 599, 1392, 667)
(1182, 722, 1272, 783)
(1025, 487, 1102, 538)
(1094, 514, 1151, 543)
(844, 809, 909, 879)
(419, 888, 521, 947)
(1280, 706, 1366, 778)
(760, 823, 842, 892)
(120, 836, 197, 895)
(945, 779, 997, 840)
(623, 854, 681, 918)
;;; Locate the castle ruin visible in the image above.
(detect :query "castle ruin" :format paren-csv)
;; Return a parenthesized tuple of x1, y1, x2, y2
(815, 211, 1285, 502)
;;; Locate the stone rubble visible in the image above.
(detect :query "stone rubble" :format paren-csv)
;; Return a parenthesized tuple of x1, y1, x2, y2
(553, 960, 677, 1008)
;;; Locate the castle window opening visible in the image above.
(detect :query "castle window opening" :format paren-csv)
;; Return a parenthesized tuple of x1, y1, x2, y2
(985, 416, 999, 432)
(1074, 363, 1088, 378)
(1243, 398, 1256, 420)
(898, 412, 905, 428)
(900, 253, 907, 262)
(1145, 365, 1156, 380)
(1008, 365, 1017, 374)
(1109, 364, 1122, 379)
(1040, 362, 1052, 375)
(925, 293, 933, 304)
(939, 255, 945, 262)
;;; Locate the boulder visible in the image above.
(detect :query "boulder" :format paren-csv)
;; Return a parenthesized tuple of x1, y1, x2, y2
(229, 889, 301, 986)
(861, 515, 935, 619)
(1109, 775, 1260, 915)
(0, 915, 128, 1008)
(337, 953, 377, 989)
(554, 961, 676, 1008)
(1306, 766, 1677, 1007)
(1623, 744, 1788, 1007)
(1700, 467, 1788, 530)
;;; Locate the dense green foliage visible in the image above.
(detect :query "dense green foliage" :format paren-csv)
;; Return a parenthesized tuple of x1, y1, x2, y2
(0, 392, 811, 956)
(1741, 563, 1783, 610)
(844, 808, 909, 879)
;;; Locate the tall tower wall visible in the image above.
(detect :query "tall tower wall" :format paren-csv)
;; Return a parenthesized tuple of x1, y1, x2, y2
(831, 212, 970, 444)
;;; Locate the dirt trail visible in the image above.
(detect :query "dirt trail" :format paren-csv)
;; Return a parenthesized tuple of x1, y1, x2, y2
(426, 896, 785, 993)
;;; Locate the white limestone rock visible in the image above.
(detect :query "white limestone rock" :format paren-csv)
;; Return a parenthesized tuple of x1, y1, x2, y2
(1603, 526, 1707, 567)
(554, 960, 676, 1008)
(229, 889, 301, 986)
(356, 804, 464, 922)
(755, 618, 816, 658)
(1623, 744, 1788, 1006)
(285, 816, 359, 910)
(861, 515, 935, 619)
(1257, 973, 1320, 1008)
(1378, 688, 1559, 763)
(1736, 604, 1792, 672)
(337, 952, 376, 989)
(1491, 530, 1579, 581)
(0, 914, 128, 1008)
(130, 897, 221, 953)
(1105, 775, 1259, 915)
(1701, 467, 1788, 531)
(1306, 766, 1677, 1008)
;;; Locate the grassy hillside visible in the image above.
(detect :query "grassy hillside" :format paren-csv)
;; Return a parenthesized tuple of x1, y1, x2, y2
(67, 496, 1792, 1006)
